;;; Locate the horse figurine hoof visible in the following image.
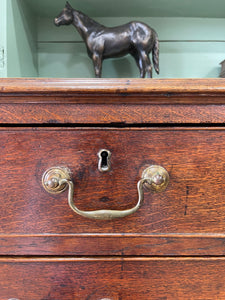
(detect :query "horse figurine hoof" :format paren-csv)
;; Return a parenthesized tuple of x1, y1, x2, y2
(55, 1, 159, 78)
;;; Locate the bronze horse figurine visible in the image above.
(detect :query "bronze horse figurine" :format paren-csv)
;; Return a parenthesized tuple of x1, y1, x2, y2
(55, 2, 159, 78)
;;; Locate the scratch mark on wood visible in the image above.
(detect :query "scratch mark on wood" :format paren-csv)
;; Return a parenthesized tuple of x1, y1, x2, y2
(184, 185, 189, 216)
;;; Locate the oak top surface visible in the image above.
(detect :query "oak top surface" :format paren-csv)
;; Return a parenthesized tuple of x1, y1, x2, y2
(1, 78, 225, 94)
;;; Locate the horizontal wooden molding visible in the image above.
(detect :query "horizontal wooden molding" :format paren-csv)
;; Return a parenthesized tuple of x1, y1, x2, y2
(0, 78, 225, 94)
(1, 234, 225, 256)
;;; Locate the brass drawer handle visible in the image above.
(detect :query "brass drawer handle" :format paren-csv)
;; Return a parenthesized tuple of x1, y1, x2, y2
(42, 165, 169, 220)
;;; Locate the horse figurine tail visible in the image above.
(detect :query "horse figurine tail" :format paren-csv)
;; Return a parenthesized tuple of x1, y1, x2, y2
(152, 34, 159, 74)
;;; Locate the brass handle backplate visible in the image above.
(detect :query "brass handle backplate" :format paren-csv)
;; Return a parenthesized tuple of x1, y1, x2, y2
(42, 165, 169, 220)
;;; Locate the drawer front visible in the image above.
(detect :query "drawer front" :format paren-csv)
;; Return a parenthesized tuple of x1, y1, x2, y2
(1, 257, 225, 299)
(1, 127, 225, 255)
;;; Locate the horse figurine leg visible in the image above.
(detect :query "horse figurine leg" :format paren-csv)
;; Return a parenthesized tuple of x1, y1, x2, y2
(92, 52, 103, 78)
(132, 52, 145, 78)
(133, 49, 152, 78)
(144, 53, 153, 78)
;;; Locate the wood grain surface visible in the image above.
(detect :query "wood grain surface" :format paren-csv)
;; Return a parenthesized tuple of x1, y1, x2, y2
(1, 257, 225, 300)
(1, 127, 225, 255)
(1, 234, 225, 256)
(2, 103, 225, 124)
(1, 79, 225, 124)
(1, 78, 225, 95)
(1, 79, 225, 298)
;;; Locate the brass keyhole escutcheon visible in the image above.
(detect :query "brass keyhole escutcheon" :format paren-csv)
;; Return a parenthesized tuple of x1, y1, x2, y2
(142, 165, 169, 193)
(98, 149, 111, 172)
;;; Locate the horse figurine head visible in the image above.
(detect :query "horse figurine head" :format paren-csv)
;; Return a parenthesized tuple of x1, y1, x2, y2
(54, 2, 159, 78)
(54, 2, 74, 26)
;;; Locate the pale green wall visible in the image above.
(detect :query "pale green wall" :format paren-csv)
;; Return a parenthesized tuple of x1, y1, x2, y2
(7, 0, 38, 77)
(23, 0, 225, 18)
(0, 0, 7, 77)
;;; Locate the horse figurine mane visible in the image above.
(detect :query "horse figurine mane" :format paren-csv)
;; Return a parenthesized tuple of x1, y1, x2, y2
(55, 1, 159, 78)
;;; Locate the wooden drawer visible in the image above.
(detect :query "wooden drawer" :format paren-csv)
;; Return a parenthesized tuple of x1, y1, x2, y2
(1, 127, 225, 255)
(1, 257, 225, 299)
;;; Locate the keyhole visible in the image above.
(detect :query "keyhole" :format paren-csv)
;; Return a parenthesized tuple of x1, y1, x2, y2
(98, 149, 111, 172)
(101, 151, 108, 168)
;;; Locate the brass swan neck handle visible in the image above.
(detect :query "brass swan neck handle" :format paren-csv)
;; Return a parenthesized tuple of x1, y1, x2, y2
(42, 165, 169, 220)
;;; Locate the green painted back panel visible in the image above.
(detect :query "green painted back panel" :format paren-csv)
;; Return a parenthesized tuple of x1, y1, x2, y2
(7, 0, 38, 77)
(24, 0, 225, 18)
(0, 0, 7, 77)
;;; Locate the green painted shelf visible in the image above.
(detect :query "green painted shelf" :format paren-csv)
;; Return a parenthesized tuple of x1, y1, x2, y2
(1, 0, 225, 78)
